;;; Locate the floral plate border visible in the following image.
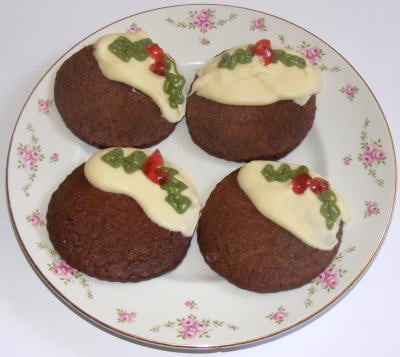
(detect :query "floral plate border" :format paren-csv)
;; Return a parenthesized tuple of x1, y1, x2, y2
(6, 4, 396, 351)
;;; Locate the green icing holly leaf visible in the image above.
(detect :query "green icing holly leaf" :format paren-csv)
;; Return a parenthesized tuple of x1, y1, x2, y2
(101, 148, 124, 168)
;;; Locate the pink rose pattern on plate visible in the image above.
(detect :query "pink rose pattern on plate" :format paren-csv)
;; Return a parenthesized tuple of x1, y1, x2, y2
(278, 35, 341, 72)
(26, 209, 46, 228)
(38, 98, 53, 115)
(266, 306, 288, 324)
(344, 118, 386, 188)
(117, 309, 137, 323)
(341, 83, 359, 101)
(16, 119, 91, 298)
(305, 247, 355, 307)
(127, 22, 141, 33)
(16, 121, 59, 196)
(16, 123, 45, 196)
(315, 266, 341, 289)
(49, 152, 59, 163)
(300, 46, 321, 65)
(250, 17, 268, 31)
(343, 155, 352, 166)
(150, 300, 239, 340)
(50, 260, 77, 280)
(184, 299, 198, 310)
(358, 118, 386, 187)
(37, 242, 93, 299)
(12, 8, 392, 340)
(364, 201, 380, 218)
(166, 8, 237, 45)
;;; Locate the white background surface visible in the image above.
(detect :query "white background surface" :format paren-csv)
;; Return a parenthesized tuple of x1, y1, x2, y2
(1, 0, 399, 356)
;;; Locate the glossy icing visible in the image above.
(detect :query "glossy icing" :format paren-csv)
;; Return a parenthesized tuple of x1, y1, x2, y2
(237, 161, 350, 250)
(190, 44, 322, 106)
(94, 32, 185, 123)
(84, 148, 201, 237)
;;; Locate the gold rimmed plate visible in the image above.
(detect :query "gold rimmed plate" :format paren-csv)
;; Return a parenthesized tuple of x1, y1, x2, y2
(7, 4, 396, 351)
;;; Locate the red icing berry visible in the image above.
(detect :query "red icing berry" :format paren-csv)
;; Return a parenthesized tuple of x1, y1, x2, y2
(146, 43, 166, 76)
(252, 39, 271, 55)
(146, 43, 164, 61)
(310, 177, 330, 195)
(262, 47, 275, 65)
(292, 172, 312, 194)
(143, 149, 163, 168)
(149, 58, 166, 76)
(145, 167, 169, 185)
(252, 39, 275, 66)
(142, 149, 169, 185)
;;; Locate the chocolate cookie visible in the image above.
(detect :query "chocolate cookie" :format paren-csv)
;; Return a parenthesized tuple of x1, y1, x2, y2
(54, 45, 176, 148)
(197, 169, 342, 293)
(186, 94, 316, 162)
(46, 164, 192, 282)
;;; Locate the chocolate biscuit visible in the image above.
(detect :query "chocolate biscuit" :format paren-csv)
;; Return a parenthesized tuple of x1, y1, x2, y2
(197, 169, 342, 293)
(54, 45, 176, 148)
(186, 94, 316, 162)
(46, 164, 192, 282)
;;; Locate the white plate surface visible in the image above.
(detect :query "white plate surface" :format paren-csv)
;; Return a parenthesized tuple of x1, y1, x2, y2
(7, 4, 396, 351)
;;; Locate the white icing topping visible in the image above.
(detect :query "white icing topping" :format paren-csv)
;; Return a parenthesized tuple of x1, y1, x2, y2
(237, 161, 350, 250)
(190, 44, 322, 106)
(84, 148, 201, 237)
(93, 32, 186, 123)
